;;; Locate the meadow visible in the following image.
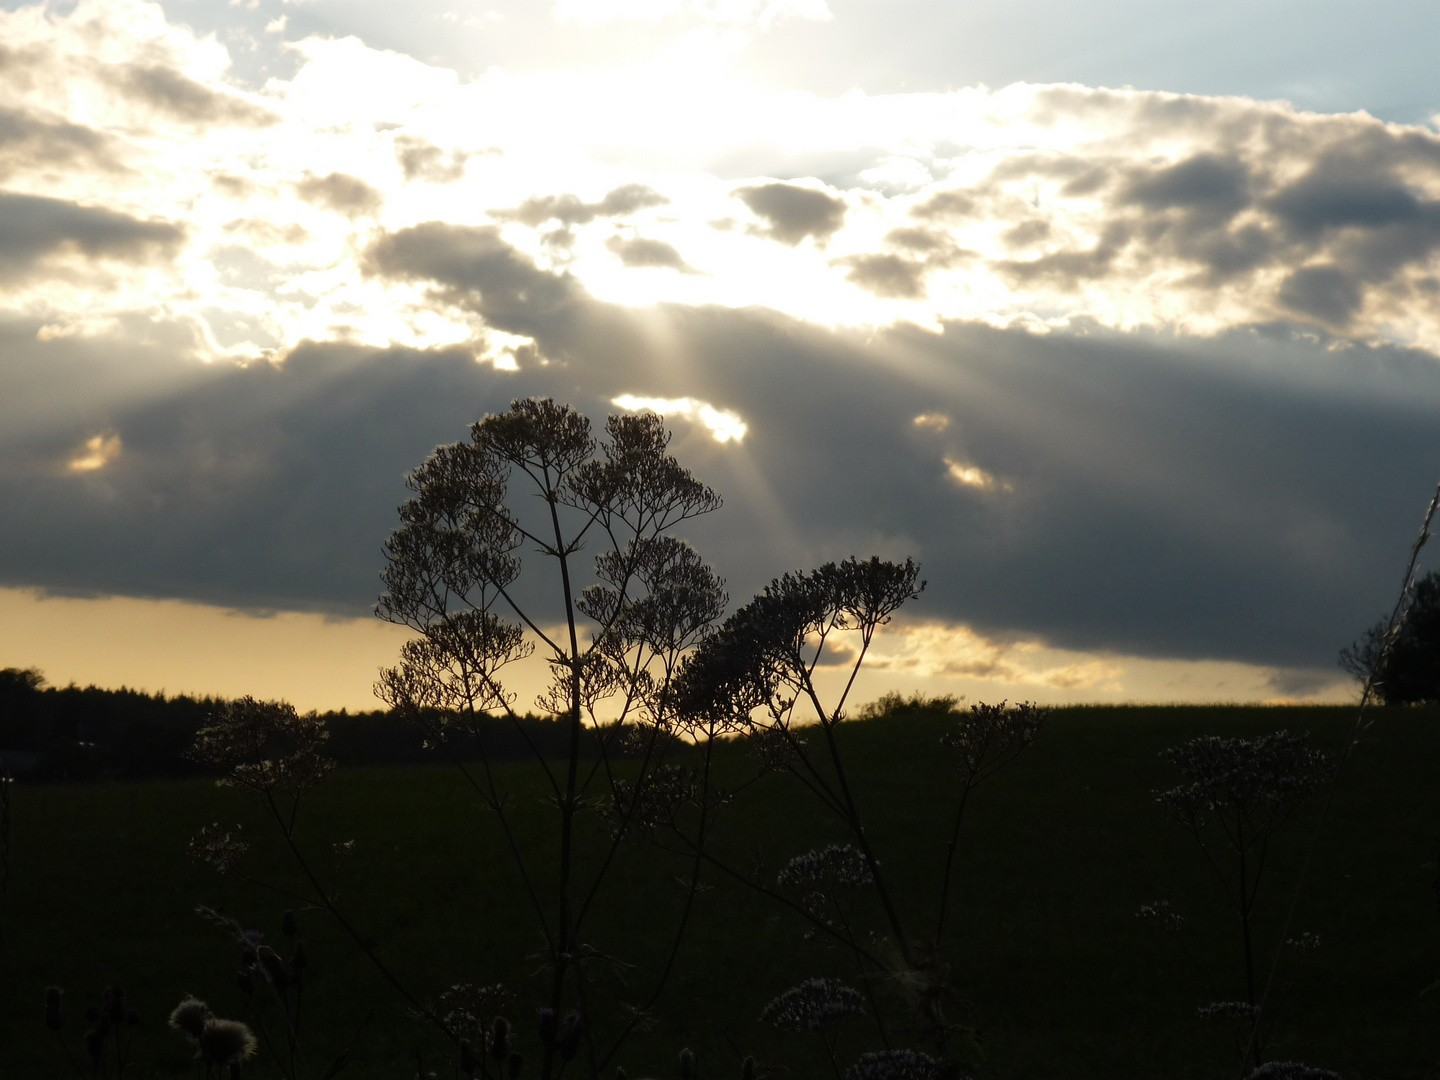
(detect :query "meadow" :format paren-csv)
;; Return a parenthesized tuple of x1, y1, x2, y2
(2, 702, 1437, 1079)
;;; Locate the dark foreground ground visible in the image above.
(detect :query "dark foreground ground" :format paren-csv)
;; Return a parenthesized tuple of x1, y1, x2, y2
(2, 704, 1437, 1079)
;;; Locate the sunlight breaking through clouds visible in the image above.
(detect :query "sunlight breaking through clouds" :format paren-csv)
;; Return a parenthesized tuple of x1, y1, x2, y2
(611, 395, 748, 442)
(66, 432, 123, 473)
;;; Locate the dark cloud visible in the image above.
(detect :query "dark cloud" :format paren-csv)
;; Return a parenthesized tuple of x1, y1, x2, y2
(1124, 153, 1251, 217)
(1002, 219, 1051, 249)
(993, 223, 1130, 288)
(6, 219, 1439, 681)
(1278, 265, 1363, 324)
(106, 64, 278, 128)
(734, 182, 846, 245)
(604, 234, 695, 273)
(294, 172, 384, 217)
(909, 189, 975, 221)
(832, 253, 927, 299)
(499, 183, 668, 227)
(364, 223, 584, 335)
(393, 135, 468, 183)
(0, 192, 185, 281)
(0, 106, 120, 180)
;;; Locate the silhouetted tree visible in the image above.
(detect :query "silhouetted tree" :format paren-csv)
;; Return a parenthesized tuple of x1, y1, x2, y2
(1340, 570, 1440, 703)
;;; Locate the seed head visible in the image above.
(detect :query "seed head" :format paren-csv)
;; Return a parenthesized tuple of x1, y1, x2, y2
(742, 1057, 756, 1080)
(168, 996, 211, 1041)
(198, 1017, 258, 1066)
(679, 1047, 696, 1079)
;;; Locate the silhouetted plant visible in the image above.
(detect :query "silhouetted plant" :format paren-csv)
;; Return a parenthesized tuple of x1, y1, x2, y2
(1340, 569, 1440, 704)
(371, 398, 731, 1078)
(1146, 729, 1328, 1071)
(671, 563, 1046, 1073)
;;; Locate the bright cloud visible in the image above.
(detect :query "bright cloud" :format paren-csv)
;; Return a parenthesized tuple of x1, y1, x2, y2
(612, 395, 748, 442)
(66, 432, 123, 473)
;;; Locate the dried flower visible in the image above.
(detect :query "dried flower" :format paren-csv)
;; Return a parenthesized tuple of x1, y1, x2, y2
(942, 701, 1047, 783)
(1135, 900, 1186, 934)
(1156, 730, 1328, 835)
(168, 996, 211, 1041)
(198, 1017, 257, 1066)
(186, 697, 334, 798)
(777, 845, 873, 890)
(1198, 1001, 1260, 1022)
(1244, 1064, 1341, 1080)
(844, 1049, 952, 1080)
(679, 1047, 696, 1079)
(760, 978, 864, 1034)
(187, 824, 249, 874)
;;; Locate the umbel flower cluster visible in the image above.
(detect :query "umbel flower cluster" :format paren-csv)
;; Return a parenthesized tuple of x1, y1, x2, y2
(185, 697, 335, 799)
(1156, 729, 1329, 833)
(844, 1048, 961, 1080)
(760, 977, 866, 1033)
(777, 844, 874, 890)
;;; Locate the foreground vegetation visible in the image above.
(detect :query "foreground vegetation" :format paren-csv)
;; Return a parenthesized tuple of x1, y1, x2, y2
(2, 702, 1437, 1079)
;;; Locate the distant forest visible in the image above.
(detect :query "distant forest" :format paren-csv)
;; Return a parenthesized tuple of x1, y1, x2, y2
(0, 667, 611, 782)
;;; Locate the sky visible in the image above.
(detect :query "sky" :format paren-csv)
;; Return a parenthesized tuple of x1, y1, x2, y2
(2, 0, 1440, 710)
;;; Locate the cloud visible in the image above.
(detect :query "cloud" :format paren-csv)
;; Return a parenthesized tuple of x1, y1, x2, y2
(605, 234, 696, 273)
(104, 63, 278, 128)
(0, 192, 185, 282)
(833, 253, 927, 298)
(735, 181, 846, 245)
(0, 106, 121, 181)
(293, 172, 384, 217)
(393, 134, 469, 183)
(499, 183, 669, 227)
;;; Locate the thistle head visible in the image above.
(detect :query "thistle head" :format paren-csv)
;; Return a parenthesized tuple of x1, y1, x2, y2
(198, 1017, 258, 1066)
(168, 996, 211, 1041)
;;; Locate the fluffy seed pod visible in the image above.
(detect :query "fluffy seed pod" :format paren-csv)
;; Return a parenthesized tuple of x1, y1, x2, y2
(198, 1017, 257, 1066)
(491, 1016, 511, 1063)
(84, 1029, 105, 1060)
(742, 1056, 756, 1080)
(679, 1047, 696, 1080)
(44, 987, 63, 1032)
(168, 996, 211, 1041)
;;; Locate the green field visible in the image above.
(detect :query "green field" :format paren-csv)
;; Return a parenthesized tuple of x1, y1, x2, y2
(3, 704, 1437, 1079)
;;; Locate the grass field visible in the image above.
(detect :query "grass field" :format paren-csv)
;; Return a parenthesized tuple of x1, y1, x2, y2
(2, 703, 1437, 1079)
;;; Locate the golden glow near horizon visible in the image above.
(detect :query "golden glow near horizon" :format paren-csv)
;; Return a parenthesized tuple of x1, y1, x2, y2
(0, 588, 1356, 711)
